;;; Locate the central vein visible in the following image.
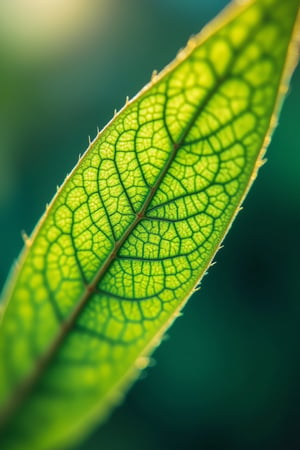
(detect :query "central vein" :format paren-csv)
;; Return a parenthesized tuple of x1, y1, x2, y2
(0, 65, 228, 428)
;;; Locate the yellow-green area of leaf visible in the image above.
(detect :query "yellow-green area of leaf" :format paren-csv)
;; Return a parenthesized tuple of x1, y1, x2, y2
(0, 0, 299, 448)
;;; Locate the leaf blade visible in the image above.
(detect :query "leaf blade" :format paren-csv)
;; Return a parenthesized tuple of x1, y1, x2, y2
(0, 0, 299, 448)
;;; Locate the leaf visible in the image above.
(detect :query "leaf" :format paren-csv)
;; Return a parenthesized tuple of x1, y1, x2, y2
(0, 0, 299, 448)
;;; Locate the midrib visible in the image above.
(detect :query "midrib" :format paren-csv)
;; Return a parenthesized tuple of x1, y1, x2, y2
(0, 20, 247, 428)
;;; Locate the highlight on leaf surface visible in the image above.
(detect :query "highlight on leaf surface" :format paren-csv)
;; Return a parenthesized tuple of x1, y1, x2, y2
(0, 0, 299, 448)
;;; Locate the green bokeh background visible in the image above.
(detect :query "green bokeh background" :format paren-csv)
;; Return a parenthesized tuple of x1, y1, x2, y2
(0, 1, 299, 449)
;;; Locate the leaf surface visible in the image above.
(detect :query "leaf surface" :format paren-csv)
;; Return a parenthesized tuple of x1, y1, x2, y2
(0, 0, 299, 448)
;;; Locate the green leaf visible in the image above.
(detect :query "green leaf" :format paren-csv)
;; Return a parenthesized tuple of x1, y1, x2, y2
(0, 0, 299, 448)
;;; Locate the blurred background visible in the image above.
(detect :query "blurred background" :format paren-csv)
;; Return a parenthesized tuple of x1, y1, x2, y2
(0, 0, 299, 449)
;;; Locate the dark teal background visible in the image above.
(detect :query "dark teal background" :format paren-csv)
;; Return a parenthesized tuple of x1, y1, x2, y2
(0, 1, 299, 449)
